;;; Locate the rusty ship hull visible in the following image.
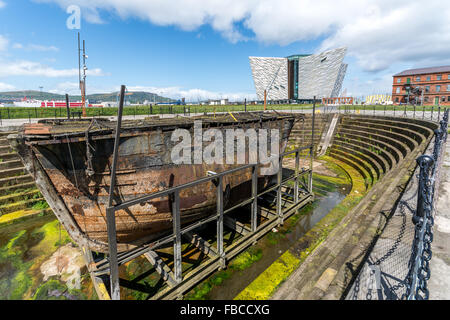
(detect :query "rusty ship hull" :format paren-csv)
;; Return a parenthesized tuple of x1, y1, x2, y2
(9, 112, 296, 253)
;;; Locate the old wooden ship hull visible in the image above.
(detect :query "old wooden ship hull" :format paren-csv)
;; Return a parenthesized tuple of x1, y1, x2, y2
(9, 112, 296, 253)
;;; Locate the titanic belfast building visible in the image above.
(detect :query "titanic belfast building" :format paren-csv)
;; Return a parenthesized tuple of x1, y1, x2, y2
(249, 47, 347, 102)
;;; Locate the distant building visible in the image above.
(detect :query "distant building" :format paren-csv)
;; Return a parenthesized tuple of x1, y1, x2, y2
(322, 97, 354, 105)
(208, 99, 229, 105)
(392, 66, 450, 106)
(249, 47, 347, 102)
(365, 94, 392, 105)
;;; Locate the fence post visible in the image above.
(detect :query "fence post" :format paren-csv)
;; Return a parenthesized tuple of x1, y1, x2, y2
(251, 165, 258, 232)
(172, 190, 182, 283)
(65, 94, 71, 119)
(106, 85, 126, 300)
(276, 154, 283, 226)
(217, 175, 225, 268)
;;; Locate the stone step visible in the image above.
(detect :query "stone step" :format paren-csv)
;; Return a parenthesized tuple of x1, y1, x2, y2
(0, 207, 53, 227)
(0, 159, 23, 171)
(0, 145, 13, 154)
(0, 167, 27, 180)
(0, 197, 46, 216)
(0, 131, 16, 137)
(0, 138, 9, 147)
(334, 136, 395, 171)
(0, 189, 41, 206)
(0, 152, 19, 162)
(0, 174, 33, 188)
(0, 181, 37, 194)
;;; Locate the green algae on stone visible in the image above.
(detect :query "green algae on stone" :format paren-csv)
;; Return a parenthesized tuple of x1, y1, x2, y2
(233, 156, 368, 300)
(32, 279, 87, 300)
(234, 250, 300, 300)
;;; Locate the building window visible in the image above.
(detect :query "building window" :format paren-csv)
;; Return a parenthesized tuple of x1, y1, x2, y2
(395, 97, 399, 102)
(426, 86, 430, 92)
(447, 84, 450, 91)
(396, 87, 400, 94)
(437, 75, 442, 80)
(416, 76, 421, 81)
(427, 76, 431, 81)
(397, 78, 401, 83)
(448, 96, 450, 101)
(406, 78, 411, 84)
(442, 96, 446, 102)
(436, 85, 441, 92)
(424, 96, 429, 102)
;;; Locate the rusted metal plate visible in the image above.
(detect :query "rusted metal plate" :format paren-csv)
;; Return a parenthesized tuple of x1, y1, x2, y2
(23, 123, 51, 134)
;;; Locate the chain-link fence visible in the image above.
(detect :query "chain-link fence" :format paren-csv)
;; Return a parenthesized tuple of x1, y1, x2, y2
(346, 109, 448, 300)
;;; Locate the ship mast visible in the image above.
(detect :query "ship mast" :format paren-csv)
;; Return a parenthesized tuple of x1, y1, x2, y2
(78, 32, 87, 117)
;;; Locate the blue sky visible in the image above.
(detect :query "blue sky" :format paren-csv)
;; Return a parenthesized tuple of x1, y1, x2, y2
(0, 0, 449, 101)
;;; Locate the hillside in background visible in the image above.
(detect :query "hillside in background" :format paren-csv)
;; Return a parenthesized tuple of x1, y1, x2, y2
(0, 90, 175, 104)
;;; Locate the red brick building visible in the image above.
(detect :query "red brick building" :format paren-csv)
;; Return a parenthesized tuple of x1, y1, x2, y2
(392, 66, 450, 106)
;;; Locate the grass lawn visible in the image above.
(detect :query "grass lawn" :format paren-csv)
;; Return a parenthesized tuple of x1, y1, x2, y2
(0, 104, 314, 120)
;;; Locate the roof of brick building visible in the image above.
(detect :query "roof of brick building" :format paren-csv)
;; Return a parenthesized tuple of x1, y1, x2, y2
(394, 66, 450, 77)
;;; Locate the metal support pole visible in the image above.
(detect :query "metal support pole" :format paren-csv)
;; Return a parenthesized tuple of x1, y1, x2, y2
(310, 97, 316, 193)
(423, 105, 425, 119)
(244, 98, 247, 113)
(106, 84, 126, 300)
(431, 106, 434, 121)
(414, 105, 416, 119)
(251, 166, 258, 232)
(294, 150, 299, 203)
(172, 190, 182, 282)
(276, 155, 283, 225)
(438, 106, 441, 122)
(216, 176, 225, 268)
(65, 94, 71, 119)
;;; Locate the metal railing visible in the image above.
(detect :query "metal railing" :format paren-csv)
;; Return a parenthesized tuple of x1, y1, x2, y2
(404, 109, 448, 299)
(324, 104, 450, 123)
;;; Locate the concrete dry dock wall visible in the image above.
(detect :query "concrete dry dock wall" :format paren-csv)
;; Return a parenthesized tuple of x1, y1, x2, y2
(268, 114, 439, 300)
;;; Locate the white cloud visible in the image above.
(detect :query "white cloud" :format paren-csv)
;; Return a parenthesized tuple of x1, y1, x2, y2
(38, 0, 450, 72)
(48, 81, 80, 94)
(125, 85, 256, 102)
(13, 43, 59, 52)
(0, 1, 5, 9)
(0, 60, 105, 77)
(0, 35, 8, 51)
(0, 82, 15, 91)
